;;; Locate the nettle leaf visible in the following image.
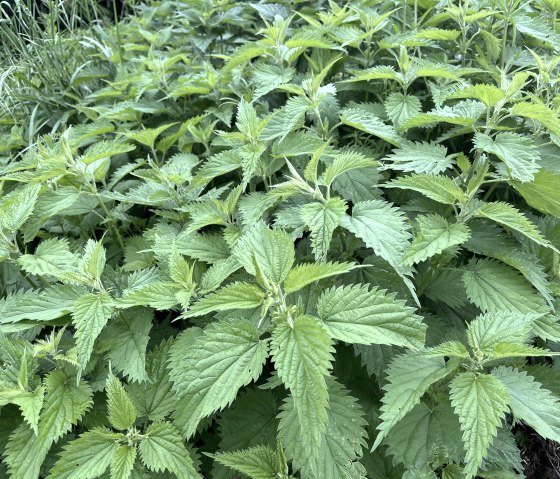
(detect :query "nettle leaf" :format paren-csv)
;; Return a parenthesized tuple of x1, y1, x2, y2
(17, 238, 76, 277)
(272, 315, 334, 456)
(106, 372, 137, 431)
(386, 400, 463, 472)
(213, 445, 280, 479)
(340, 106, 403, 146)
(384, 92, 422, 128)
(373, 353, 451, 450)
(382, 142, 456, 175)
(47, 427, 122, 479)
(283, 261, 356, 293)
(73, 293, 114, 371)
(467, 312, 535, 357)
(511, 102, 560, 137)
(103, 308, 152, 383)
(184, 282, 265, 317)
(492, 366, 560, 442)
(170, 319, 268, 438)
(386, 174, 467, 204)
(111, 445, 136, 479)
(403, 215, 471, 265)
(321, 153, 376, 188)
(449, 372, 510, 478)
(280, 378, 367, 479)
(341, 199, 411, 270)
(473, 132, 540, 182)
(139, 421, 201, 479)
(317, 284, 426, 348)
(449, 84, 505, 108)
(462, 258, 547, 313)
(127, 340, 175, 421)
(233, 222, 295, 283)
(5, 370, 93, 479)
(0, 184, 41, 233)
(474, 201, 557, 251)
(513, 170, 560, 218)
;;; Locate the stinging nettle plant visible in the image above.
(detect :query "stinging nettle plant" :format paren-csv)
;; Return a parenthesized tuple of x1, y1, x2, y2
(2, 0, 560, 478)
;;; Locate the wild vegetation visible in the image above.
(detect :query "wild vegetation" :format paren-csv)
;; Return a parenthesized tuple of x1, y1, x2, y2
(1, 0, 560, 478)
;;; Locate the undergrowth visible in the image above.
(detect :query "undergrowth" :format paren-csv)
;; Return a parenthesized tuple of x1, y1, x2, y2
(1, 0, 560, 478)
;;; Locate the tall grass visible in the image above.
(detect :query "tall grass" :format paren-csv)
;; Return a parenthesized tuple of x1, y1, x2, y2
(0, 0, 117, 140)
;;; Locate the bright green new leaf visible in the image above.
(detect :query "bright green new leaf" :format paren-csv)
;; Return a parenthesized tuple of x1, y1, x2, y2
(449, 372, 510, 478)
(283, 261, 356, 293)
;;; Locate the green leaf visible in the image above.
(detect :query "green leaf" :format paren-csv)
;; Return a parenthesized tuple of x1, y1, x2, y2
(271, 315, 334, 455)
(139, 421, 201, 479)
(467, 312, 536, 356)
(462, 258, 547, 314)
(111, 445, 136, 479)
(283, 262, 356, 293)
(450, 84, 505, 108)
(106, 372, 137, 431)
(213, 445, 278, 479)
(449, 372, 510, 478)
(0, 285, 85, 324)
(341, 199, 411, 269)
(233, 222, 295, 283)
(386, 401, 463, 472)
(373, 353, 451, 450)
(5, 370, 92, 479)
(103, 309, 152, 383)
(403, 215, 471, 265)
(82, 239, 107, 281)
(402, 100, 486, 130)
(465, 221, 553, 306)
(384, 93, 422, 128)
(299, 198, 347, 261)
(493, 366, 560, 442)
(385, 174, 467, 204)
(123, 123, 176, 148)
(127, 340, 175, 421)
(280, 378, 367, 479)
(383, 142, 456, 175)
(473, 132, 539, 182)
(320, 152, 377, 187)
(184, 283, 264, 317)
(475, 201, 557, 251)
(170, 319, 268, 438)
(17, 238, 76, 277)
(513, 170, 560, 218)
(317, 284, 426, 348)
(73, 293, 114, 371)
(0, 184, 41, 233)
(46, 427, 122, 479)
(511, 102, 560, 137)
(340, 106, 403, 146)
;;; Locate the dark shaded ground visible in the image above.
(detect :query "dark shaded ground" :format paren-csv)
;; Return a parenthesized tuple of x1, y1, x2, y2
(520, 425, 560, 478)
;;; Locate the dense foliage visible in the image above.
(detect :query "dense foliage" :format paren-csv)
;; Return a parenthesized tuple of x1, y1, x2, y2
(2, 0, 560, 477)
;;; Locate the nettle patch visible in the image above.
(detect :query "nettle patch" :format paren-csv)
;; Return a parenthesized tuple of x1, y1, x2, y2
(1, 0, 560, 478)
